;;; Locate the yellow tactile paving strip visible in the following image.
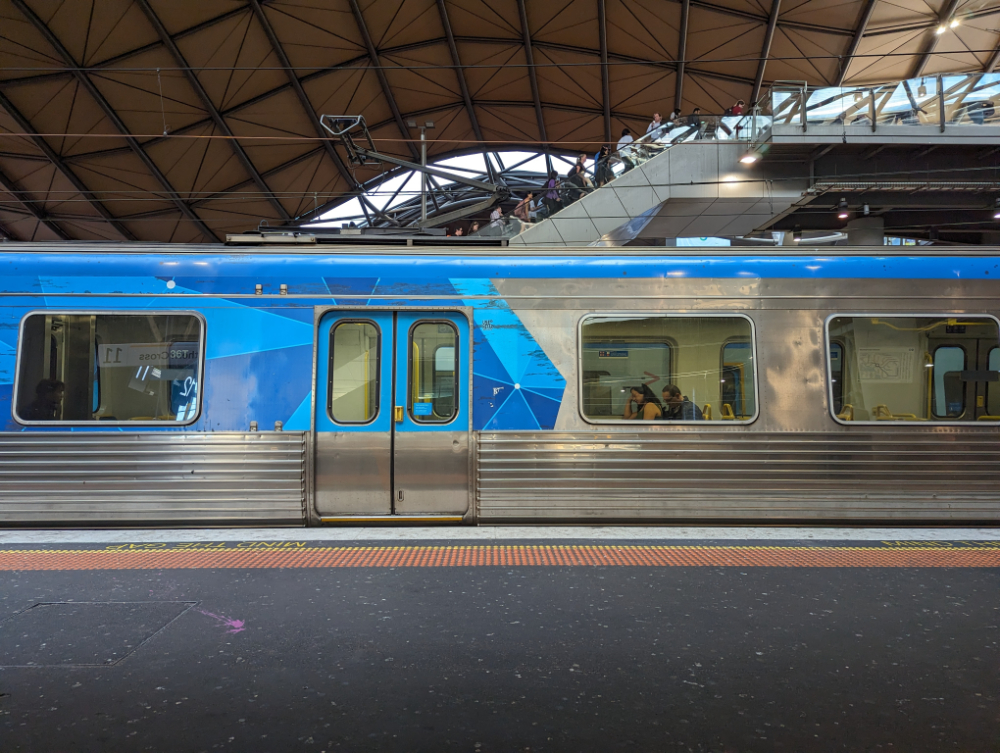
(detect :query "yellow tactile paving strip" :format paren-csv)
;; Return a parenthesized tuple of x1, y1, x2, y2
(1, 544, 999, 570)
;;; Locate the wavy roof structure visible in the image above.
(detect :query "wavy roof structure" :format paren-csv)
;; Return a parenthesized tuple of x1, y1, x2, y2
(1, 0, 997, 241)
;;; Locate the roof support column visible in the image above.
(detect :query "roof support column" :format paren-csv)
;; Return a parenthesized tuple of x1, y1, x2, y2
(751, 0, 781, 105)
(347, 0, 421, 160)
(675, 0, 690, 112)
(0, 89, 133, 240)
(436, 0, 484, 142)
(0, 164, 70, 240)
(837, 0, 877, 86)
(248, 0, 384, 224)
(516, 0, 549, 157)
(913, 0, 962, 78)
(985, 39, 1000, 72)
(137, 0, 290, 222)
(598, 0, 612, 143)
(11, 0, 217, 241)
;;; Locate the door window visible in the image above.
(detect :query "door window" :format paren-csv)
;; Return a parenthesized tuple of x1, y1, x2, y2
(409, 322, 458, 422)
(988, 348, 1000, 416)
(933, 346, 966, 418)
(329, 321, 380, 424)
(721, 340, 755, 419)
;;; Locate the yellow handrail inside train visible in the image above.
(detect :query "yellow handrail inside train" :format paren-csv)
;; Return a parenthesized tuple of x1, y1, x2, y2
(412, 341, 420, 405)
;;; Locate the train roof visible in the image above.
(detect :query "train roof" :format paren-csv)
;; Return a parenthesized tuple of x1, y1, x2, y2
(1, 241, 1000, 258)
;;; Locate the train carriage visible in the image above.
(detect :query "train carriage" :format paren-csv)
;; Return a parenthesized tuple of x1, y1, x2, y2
(1, 240, 998, 526)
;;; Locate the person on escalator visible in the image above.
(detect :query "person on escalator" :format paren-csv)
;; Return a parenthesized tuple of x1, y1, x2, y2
(543, 171, 563, 215)
(594, 145, 613, 187)
(616, 128, 635, 171)
(513, 192, 533, 223)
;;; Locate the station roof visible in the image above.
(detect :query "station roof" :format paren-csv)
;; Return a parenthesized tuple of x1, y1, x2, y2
(1, 0, 998, 243)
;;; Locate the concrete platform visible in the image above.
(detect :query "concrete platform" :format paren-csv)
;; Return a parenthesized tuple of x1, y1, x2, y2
(1, 527, 998, 751)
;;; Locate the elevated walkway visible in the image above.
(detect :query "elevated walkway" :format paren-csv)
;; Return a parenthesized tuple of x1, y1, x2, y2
(760, 73, 1000, 146)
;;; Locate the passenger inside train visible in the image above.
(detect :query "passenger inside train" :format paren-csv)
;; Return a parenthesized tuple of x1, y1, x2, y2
(623, 384, 663, 420)
(21, 379, 65, 421)
(660, 384, 704, 420)
(581, 314, 755, 422)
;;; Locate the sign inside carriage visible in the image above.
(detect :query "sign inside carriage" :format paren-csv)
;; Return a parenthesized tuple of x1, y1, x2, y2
(98, 342, 199, 370)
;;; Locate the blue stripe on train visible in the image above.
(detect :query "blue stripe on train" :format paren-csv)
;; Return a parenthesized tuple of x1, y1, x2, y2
(1, 254, 999, 294)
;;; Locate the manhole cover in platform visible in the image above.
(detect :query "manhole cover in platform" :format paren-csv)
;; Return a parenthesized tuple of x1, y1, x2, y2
(0, 601, 195, 667)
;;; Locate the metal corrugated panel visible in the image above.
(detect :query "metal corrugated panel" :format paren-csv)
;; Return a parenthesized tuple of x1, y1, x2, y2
(0, 432, 306, 526)
(477, 432, 1000, 521)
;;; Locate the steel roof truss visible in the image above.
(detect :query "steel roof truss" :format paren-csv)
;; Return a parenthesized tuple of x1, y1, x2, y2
(10, 0, 217, 242)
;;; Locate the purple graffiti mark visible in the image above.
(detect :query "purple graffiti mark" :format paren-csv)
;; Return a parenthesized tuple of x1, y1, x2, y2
(195, 608, 246, 634)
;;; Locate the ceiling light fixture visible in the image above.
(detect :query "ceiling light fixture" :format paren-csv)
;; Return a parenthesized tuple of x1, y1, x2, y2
(935, 24, 947, 34)
(949, 17, 959, 28)
(837, 197, 849, 220)
(792, 227, 802, 242)
(739, 151, 758, 164)
(994, 198, 1000, 220)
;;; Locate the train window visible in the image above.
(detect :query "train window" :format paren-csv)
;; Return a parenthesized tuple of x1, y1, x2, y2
(329, 320, 380, 424)
(932, 346, 966, 418)
(409, 322, 458, 423)
(14, 313, 203, 424)
(579, 314, 756, 423)
(989, 348, 1000, 416)
(827, 316, 999, 423)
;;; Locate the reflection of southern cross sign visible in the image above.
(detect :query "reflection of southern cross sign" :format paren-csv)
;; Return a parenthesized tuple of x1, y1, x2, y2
(643, 371, 660, 385)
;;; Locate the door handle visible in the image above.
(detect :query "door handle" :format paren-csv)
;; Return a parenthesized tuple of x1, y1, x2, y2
(394, 406, 404, 422)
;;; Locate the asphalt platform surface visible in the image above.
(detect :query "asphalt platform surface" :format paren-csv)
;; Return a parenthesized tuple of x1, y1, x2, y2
(0, 527, 998, 752)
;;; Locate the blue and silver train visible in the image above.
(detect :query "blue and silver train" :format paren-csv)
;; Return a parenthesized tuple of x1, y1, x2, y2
(1, 238, 998, 526)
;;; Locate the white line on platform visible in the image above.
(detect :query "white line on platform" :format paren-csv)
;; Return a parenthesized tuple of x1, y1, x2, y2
(0, 526, 997, 545)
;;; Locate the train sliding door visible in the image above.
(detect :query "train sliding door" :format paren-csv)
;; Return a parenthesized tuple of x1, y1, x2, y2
(314, 310, 470, 521)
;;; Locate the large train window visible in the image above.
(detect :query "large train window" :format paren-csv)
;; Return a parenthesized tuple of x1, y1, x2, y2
(826, 316, 1000, 423)
(14, 312, 203, 424)
(329, 320, 380, 424)
(579, 314, 757, 423)
(409, 321, 458, 423)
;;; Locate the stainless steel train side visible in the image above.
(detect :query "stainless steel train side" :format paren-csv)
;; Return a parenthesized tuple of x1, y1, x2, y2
(1, 248, 998, 526)
(478, 276, 1000, 522)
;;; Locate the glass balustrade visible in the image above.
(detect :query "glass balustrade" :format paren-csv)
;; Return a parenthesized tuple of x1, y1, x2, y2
(768, 72, 1000, 131)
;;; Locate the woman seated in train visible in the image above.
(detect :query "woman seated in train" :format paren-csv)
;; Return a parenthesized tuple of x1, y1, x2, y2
(623, 384, 663, 420)
(660, 384, 704, 421)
